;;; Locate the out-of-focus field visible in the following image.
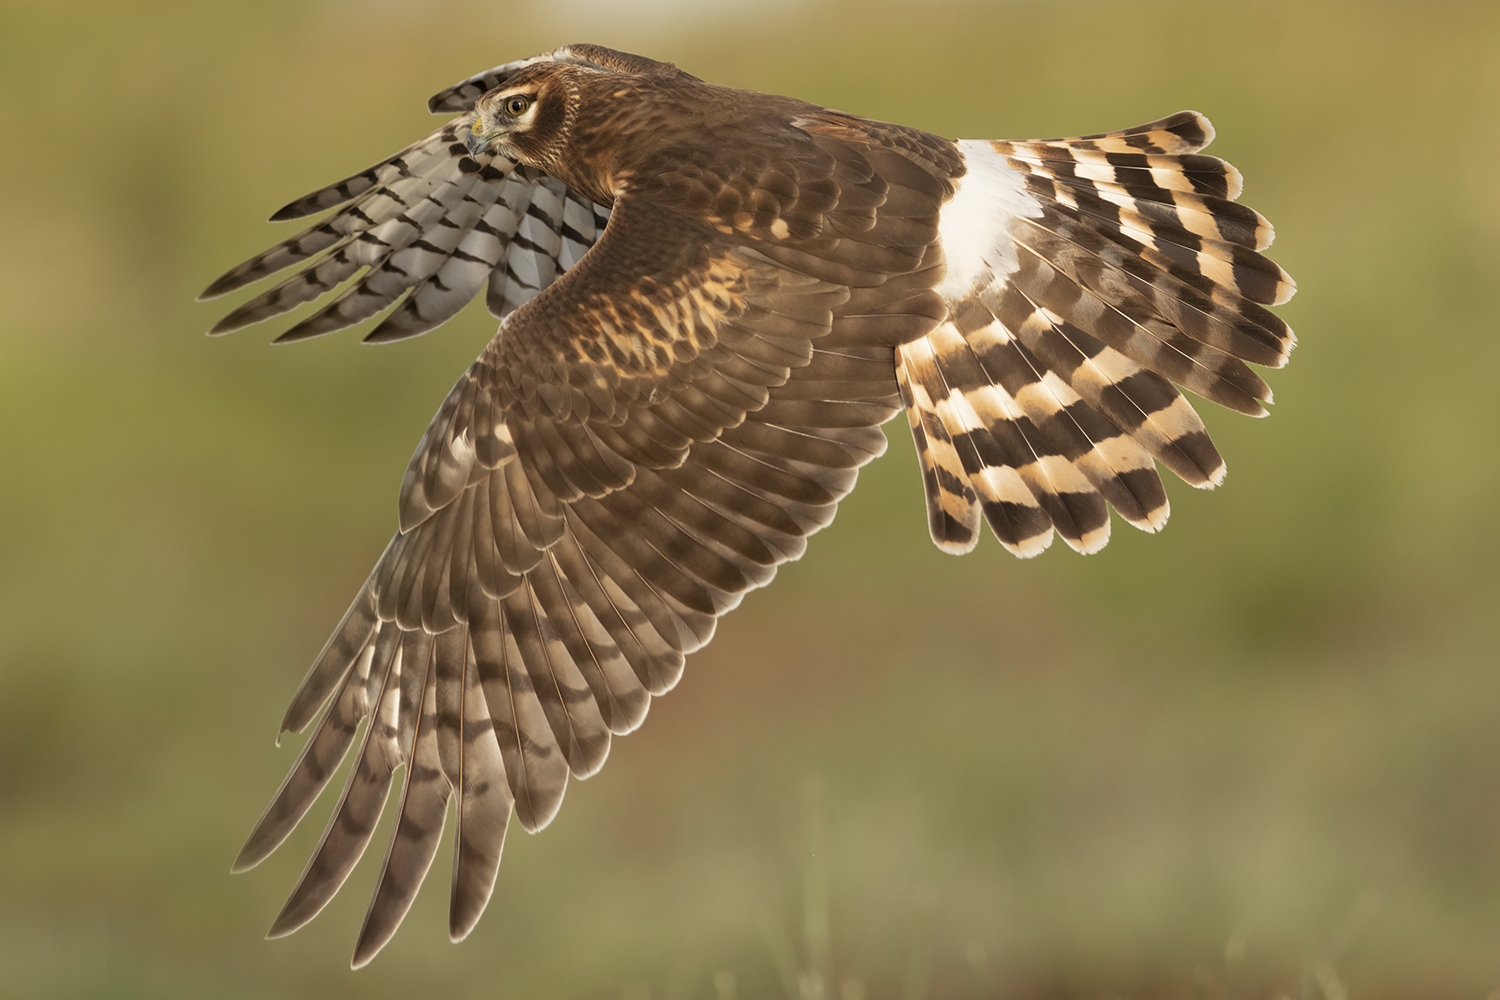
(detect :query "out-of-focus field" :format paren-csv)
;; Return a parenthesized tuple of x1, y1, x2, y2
(2, 0, 1498, 996)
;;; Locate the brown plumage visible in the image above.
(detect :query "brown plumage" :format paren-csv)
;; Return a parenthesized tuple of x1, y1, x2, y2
(202, 43, 1295, 965)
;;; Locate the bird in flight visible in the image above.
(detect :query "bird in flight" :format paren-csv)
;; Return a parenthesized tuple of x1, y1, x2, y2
(202, 43, 1295, 966)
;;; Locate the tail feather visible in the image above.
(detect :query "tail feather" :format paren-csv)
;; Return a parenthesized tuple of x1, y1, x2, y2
(915, 112, 1291, 556)
(1030, 169, 1277, 253)
(895, 338, 983, 553)
(1065, 110, 1217, 156)
(927, 320, 1111, 554)
(1004, 285, 1225, 489)
(1007, 225, 1274, 415)
(1018, 202, 1293, 360)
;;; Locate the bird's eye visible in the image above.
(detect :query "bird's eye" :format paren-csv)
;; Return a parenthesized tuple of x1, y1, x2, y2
(504, 95, 531, 116)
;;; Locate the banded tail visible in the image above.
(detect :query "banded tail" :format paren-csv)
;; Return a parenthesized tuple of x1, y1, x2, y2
(908, 111, 1295, 557)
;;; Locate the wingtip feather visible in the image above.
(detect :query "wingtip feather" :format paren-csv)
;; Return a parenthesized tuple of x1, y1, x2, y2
(229, 850, 260, 876)
(266, 906, 310, 940)
(208, 315, 250, 336)
(198, 273, 241, 302)
(233, 818, 287, 875)
(350, 938, 381, 970)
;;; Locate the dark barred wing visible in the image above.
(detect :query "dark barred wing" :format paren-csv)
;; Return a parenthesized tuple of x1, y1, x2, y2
(199, 119, 610, 343)
(900, 111, 1295, 557)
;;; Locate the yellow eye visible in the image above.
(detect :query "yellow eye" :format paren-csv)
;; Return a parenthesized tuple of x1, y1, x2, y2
(504, 95, 531, 116)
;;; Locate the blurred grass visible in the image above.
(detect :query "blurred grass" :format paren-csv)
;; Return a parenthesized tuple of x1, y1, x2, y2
(2, 0, 1499, 996)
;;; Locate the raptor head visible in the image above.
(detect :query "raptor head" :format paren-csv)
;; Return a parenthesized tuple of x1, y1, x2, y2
(466, 52, 709, 207)
(467, 63, 577, 168)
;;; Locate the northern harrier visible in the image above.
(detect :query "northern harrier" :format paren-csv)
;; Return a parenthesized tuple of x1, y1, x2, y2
(203, 44, 1295, 965)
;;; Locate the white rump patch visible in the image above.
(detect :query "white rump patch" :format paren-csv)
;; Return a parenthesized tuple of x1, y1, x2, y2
(935, 141, 1044, 302)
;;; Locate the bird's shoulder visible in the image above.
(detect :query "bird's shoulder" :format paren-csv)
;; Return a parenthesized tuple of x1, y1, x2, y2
(555, 71, 962, 242)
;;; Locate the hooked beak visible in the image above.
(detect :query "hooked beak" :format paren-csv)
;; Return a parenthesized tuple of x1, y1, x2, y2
(465, 128, 498, 158)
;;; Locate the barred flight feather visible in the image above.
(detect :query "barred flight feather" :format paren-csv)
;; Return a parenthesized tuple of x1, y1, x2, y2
(201, 122, 611, 344)
(210, 46, 1293, 965)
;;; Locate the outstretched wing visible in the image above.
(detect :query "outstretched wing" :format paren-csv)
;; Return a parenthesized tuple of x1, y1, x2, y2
(197, 42, 702, 342)
(217, 107, 955, 966)
(900, 111, 1295, 557)
(199, 86, 610, 343)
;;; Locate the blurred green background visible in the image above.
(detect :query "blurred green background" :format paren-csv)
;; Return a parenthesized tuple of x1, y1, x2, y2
(3, 0, 1498, 996)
